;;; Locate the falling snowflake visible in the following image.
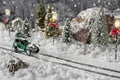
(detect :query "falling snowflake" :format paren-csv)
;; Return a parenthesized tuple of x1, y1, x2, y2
(78, 3, 80, 4)
(3, 1, 6, 4)
(74, 4, 77, 7)
(71, 0, 74, 2)
(108, 2, 111, 5)
(20, 2, 23, 4)
(12, 1, 15, 4)
(98, 0, 101, 3)
(29, 4, 31, 6)
(31, 14, 34, 17)
(93, 3, 96, 6)
(104, 1, 106, 4)
(33, 4, 36, 7)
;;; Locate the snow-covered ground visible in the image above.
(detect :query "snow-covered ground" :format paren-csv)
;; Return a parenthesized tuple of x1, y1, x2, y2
(30, 31, 120, 64)
(0, 29, 120, 80)
(0, 49, 118, 80)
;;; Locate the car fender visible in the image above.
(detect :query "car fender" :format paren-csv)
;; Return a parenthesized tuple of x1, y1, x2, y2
(26, 44, 33, 50)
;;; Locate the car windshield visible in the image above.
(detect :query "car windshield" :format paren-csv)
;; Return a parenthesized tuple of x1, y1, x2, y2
(22, 40, 30, 45)
(15, 39, 30, 45)
(15, 39, 21, 42)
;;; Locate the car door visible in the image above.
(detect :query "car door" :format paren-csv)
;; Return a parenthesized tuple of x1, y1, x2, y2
(17, 40, 26, 51)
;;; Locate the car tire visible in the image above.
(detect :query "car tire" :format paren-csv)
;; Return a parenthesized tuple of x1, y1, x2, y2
(14, 46, 18, 52)
(35, 46, 39, 53)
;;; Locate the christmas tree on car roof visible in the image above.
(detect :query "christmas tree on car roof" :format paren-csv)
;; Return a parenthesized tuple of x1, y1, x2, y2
(15, 18, 30, 38)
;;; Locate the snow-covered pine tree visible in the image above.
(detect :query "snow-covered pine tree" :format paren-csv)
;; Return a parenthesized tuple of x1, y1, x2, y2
(36, 0, 46, 29)
(63, 18, 72, 43)
(45, 6, 60, 37)
(91, 6, 109, 46)
(45, 5, 53, 27)
(22, 18, 30, 37)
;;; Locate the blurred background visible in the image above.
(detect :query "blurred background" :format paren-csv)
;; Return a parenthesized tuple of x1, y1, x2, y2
(0, 0, 120, 27)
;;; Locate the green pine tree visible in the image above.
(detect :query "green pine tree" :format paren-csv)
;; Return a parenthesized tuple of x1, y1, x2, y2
(36, 0, 46, 29)
(22, 18, 30, 37)
(45, 5, 60, 37)
(91, 6, 109, 46)
(63, 18, 72, 43)
(45, 5, 53, 26)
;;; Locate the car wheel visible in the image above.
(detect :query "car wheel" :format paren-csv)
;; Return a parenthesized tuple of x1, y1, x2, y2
(26, 50, 31, 56)
(14, 46, 18, 52)
(35, 46, 39, 53)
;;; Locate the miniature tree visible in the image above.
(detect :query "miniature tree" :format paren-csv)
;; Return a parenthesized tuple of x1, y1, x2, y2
(45, 5, 60, 37)
(13, 19, 30, 38)
(45, 5, 53, 27)
(63, 18, 72, 43)
(36, 0, 46, 29)
(22, 18, 30, 37)
(91, 6, 109, 46)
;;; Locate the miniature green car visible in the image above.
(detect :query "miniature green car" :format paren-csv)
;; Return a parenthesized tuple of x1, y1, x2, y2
(13, 38, 39, 56)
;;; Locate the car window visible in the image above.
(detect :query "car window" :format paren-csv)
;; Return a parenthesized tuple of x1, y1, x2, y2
(15, 39, 19, 42)
(15, 39, 22, 43)
(21, 41, 25, 44)
(23, 40, 29, 44)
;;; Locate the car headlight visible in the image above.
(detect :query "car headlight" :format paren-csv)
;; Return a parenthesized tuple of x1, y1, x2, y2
(32, 45, 35, 48)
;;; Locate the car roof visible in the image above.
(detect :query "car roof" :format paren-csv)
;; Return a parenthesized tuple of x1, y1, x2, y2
(15, 37, 27, 41)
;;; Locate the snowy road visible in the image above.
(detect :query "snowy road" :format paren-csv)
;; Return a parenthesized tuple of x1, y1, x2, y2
(0, 45, 120, 79)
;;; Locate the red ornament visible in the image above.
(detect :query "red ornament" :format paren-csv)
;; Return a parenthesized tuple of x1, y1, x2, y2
(3, 18, 9, 24)
(117, 28, 120, 35)
(49, 22, 53, 27)
(110, 28, 120, 37)
(49, 22, 58, 28)
(54, 23, 58, 28)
